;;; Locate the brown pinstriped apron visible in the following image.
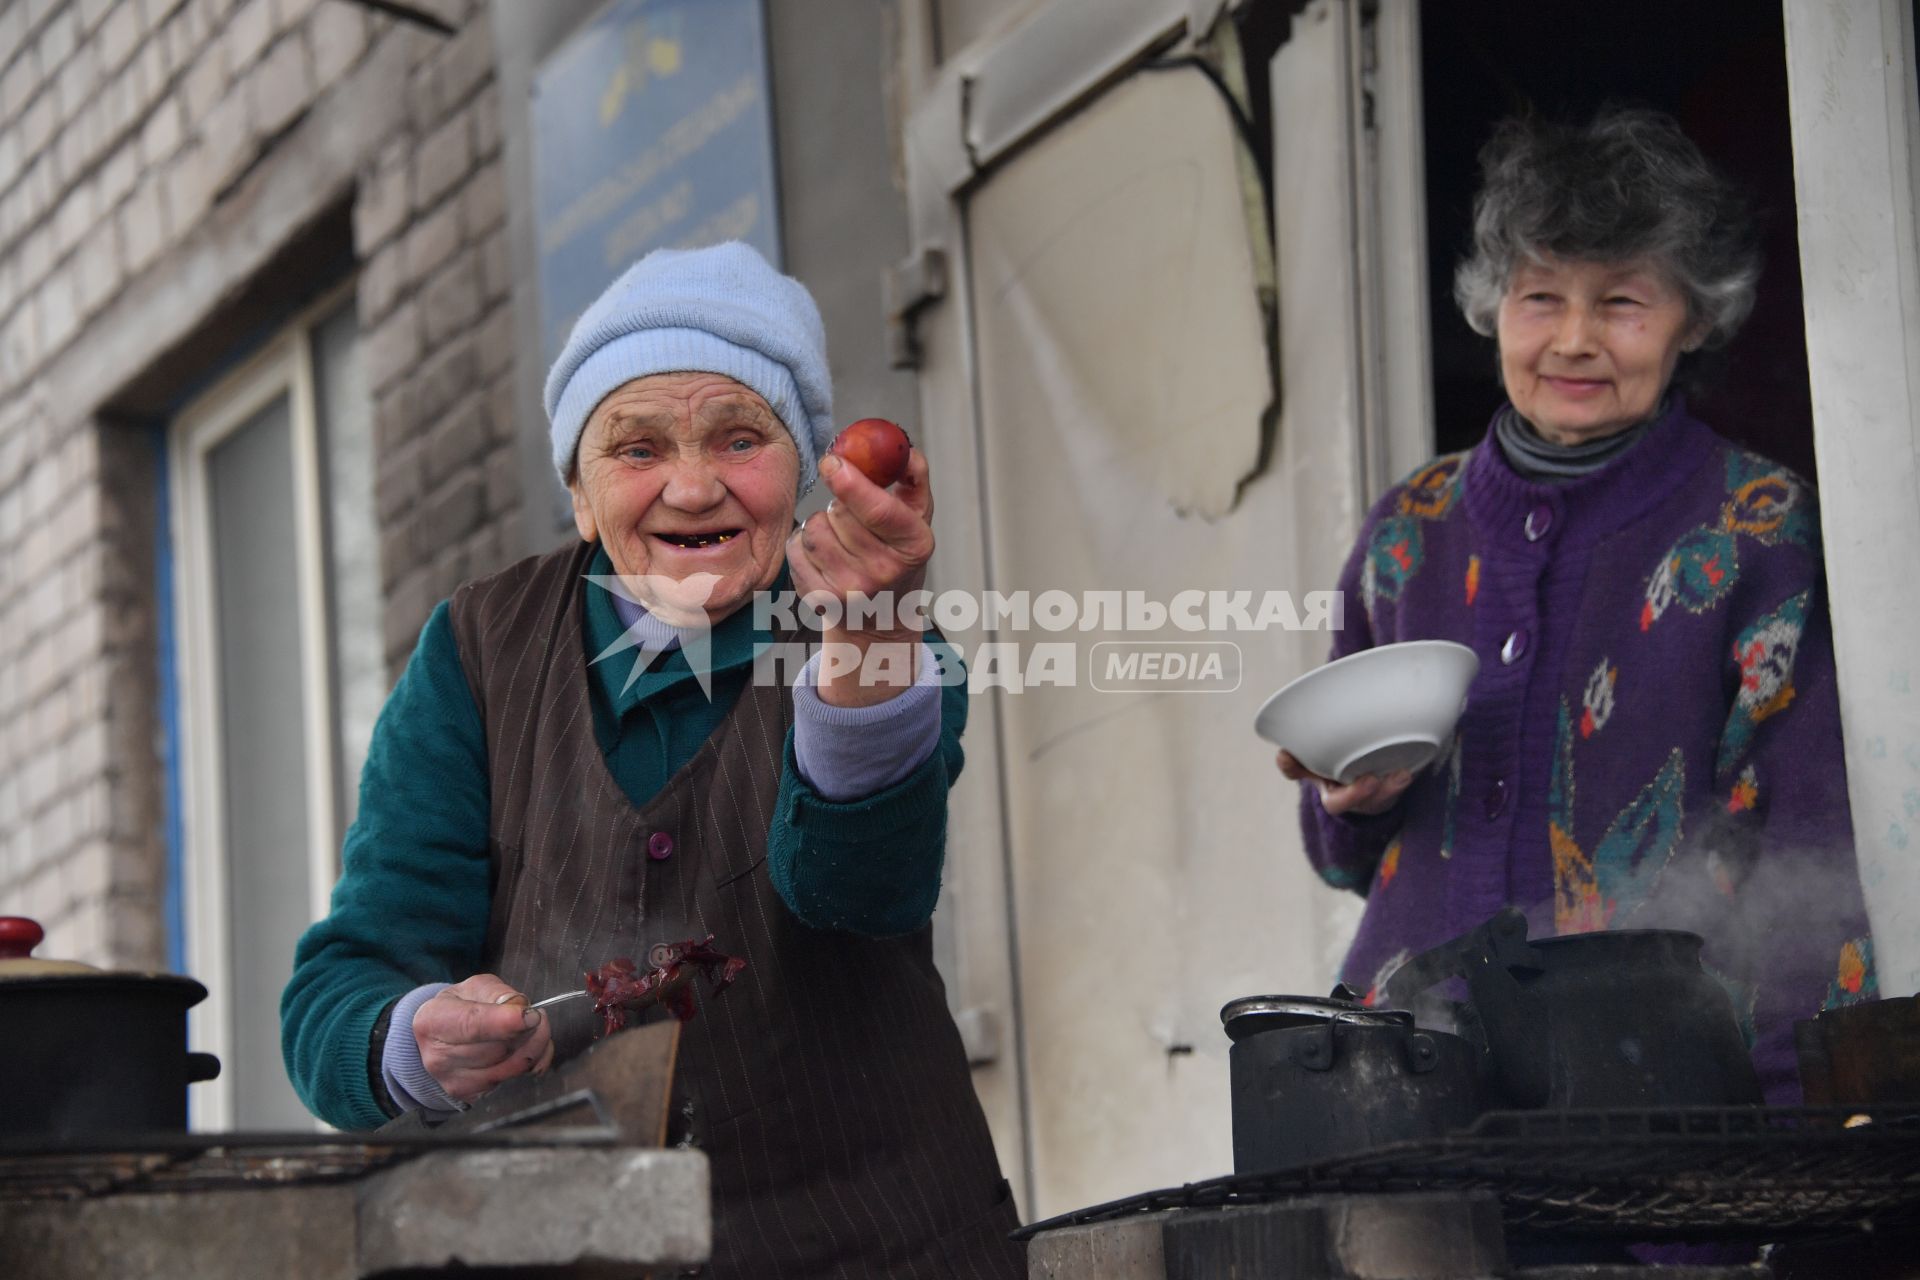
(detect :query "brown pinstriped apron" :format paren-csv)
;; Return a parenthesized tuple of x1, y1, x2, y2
(446, 542, 1023, 1279)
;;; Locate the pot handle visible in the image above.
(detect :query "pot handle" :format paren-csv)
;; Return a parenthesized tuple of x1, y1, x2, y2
(1289, 1010, 1375, 1072)
(1375, 907, 1541, 1009)
(187, 1052, 222, 1084)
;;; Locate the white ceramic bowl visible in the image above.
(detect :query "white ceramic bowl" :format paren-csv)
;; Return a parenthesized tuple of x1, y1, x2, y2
(1254, 640, 1480, 784)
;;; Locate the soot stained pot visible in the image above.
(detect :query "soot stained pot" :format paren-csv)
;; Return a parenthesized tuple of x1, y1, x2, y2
(1221, 993, 1486, 1174)
(1377, 907, 1763, 1110)
(0, 916, 220, 1141)
(1795, 995, 1920, 1107)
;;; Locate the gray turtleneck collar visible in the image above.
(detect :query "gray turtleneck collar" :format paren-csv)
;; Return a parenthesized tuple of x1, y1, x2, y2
(1493, 398, 1669, 483)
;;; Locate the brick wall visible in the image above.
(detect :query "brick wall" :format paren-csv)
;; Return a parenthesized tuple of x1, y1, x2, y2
(0, 0, 522, 965)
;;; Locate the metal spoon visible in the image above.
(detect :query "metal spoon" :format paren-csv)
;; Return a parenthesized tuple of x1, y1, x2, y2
(528, 943, 678, 1011)
(530, 990, 589, 1011)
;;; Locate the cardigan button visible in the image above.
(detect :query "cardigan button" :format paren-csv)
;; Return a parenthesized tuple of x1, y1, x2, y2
(1484, 778, 1509, 820)
(1500, 629, 1529, 664)
(1524, 504, 1553, 541)
(647, 831, 674, 861)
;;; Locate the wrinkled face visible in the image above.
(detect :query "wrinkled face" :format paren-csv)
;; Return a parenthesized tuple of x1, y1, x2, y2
(568, 372, 799, 623)
(1496, 256, 1708, 445)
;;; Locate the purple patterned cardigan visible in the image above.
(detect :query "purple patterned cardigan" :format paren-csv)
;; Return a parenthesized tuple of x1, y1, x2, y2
(1299, 400, 1875, 1102)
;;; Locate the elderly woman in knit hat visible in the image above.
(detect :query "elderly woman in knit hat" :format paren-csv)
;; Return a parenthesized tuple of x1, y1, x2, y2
(284, 243, 1024, 1278)
(1277, 110, 1874, 1112)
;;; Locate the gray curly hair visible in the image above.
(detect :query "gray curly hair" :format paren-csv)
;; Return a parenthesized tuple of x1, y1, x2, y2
(1452, 109, 1760, 350)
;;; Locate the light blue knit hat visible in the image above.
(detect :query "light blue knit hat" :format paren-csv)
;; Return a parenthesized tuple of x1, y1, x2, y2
(544, 242, 835, 495)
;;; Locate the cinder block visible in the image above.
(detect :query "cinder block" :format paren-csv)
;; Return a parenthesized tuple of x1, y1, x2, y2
(51, 177, 96, 258)
(270, 0, 320, 36)
(474, 302, 511, 380)
(383, 567, 438, 669)
(364, 299, 421, 395)
(462, 520, 502, 578)
(166, 143, 219, 238)
(38, 269, 81, 356)
(420, 256, 481, 349)
(224, 0, 272, 71)
(36, 7, 78, 79)
(410, 103, 472, 212)
(77, 0, 115, 36)
(435, 13, 492, 111)
(138, 19, 172, 91)
(0, 43, 41, 118)
(54, 103, 103, 190)
(138, 94, 183, 167)
(0, 297, 41, 385)
(198, 83, 259, 198)
(375, 439, 424, 523)
(353, 143, 410, 252)
(75, 222, 124, 319)
(98, 138, 138, 208)
(484, 441, 518, 515)
(422, 392, 490, 490)
(1028, 1214, 1172, 1280)
(99, 1, 143, 74)
(0, 9, 26, 83)
(371, 379, 419, 455)
(19, 88, 58, 158)
(307, 0, 366, 85)
(55, 37, 100, 129)
(401, 197, 459, 282)
(476, 223, 509, 301)
(459, 158, 503, 238)
(144, 0, 191, 32)
(471, 80, 499, 160)
(377, 509, 417, 583)
(410, 328, 477, 422)
(482, 372, 515, 445)
(178, 34, 227, 121)
(420, 471, 485, 552)
(247, 27, 313, 137)
(357, 237, 404, 325)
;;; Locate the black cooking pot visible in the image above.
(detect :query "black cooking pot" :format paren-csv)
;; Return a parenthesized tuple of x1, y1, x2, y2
(0, 916, 220, 1141)
(1221, 993, 1486, 1173)
(1377, 907, 1762, 1110)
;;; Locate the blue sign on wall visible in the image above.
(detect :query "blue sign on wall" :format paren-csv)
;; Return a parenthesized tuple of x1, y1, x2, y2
(531, 0, 782, 365)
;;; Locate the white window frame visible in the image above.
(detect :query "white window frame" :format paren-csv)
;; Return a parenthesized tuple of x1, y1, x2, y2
(170, 287, 351, 1131)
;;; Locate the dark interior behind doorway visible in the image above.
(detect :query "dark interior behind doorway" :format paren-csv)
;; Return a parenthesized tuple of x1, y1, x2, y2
(1421, 2, 1815, 483)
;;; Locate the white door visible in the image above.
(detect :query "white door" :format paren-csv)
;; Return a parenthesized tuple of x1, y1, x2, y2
(895, 0, 1433, 1216)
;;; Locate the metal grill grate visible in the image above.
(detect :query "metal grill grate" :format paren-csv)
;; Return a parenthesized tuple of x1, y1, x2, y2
(1014, 1106, 1920, 1242)
(0, 1118, 619, 1202)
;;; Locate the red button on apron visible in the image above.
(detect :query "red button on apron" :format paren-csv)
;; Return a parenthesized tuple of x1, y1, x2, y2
(647, 832, 674, 861)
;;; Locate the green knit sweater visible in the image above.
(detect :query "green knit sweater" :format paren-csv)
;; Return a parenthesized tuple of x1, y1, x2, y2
(280, 548, 967, 1130)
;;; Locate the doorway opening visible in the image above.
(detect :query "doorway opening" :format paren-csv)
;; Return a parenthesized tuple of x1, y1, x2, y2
(1421, 1, 1814, 481)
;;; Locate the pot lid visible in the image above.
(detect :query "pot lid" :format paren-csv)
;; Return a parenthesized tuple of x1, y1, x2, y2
(0, 916, 104, 978)
(1219, 993, 1413, 1041)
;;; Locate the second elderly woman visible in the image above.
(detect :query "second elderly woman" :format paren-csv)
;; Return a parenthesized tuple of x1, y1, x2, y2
(1277, 109, 1875, 1106)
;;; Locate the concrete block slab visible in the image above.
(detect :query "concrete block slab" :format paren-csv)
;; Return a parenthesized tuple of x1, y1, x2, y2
(355, 1145, 710, 1274)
